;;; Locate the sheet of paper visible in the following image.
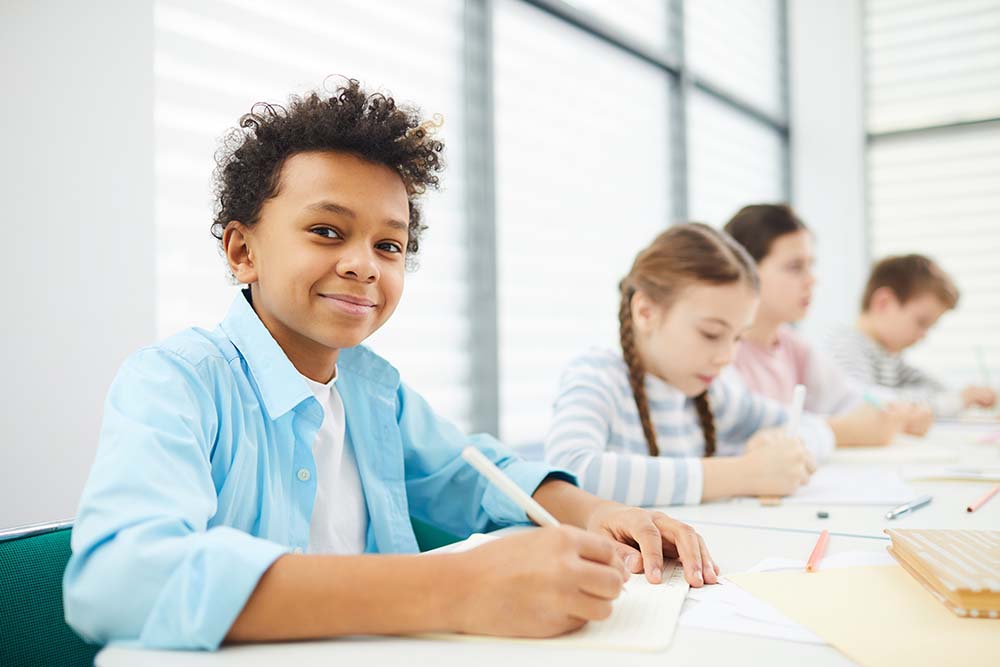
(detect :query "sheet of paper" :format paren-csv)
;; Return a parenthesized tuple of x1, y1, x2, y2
(784, 467, 918, 505)
(727, 565, 1000, 667)
(938, 410, 1000, 425)
(828, 437, 958, 464)
(680, 550, 894, 644)
(424, 532, 690, 652)
(430, 532, 499, 553)
(681, 578, 824, 644)
(903, 466, 1000, 482)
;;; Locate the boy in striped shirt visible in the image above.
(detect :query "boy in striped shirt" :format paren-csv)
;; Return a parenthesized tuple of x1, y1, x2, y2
(827, 254, 995, 417)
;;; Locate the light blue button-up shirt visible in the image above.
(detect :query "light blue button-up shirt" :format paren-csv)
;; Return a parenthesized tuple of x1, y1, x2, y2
(64, 290, 572, 650)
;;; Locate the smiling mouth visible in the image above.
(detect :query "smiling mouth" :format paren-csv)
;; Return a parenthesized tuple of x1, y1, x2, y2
(696, 374, 716, 385)
(319, 293, 377, 316)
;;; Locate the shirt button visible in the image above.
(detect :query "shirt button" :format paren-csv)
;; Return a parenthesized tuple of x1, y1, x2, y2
(292, 546, 304, 554)
(297, 468, 311, 482)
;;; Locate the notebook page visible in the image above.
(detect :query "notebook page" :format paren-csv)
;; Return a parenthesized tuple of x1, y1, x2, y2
(420, 543, 690, 652)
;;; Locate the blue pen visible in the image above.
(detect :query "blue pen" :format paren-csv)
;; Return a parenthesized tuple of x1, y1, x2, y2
(885, 494, 933, 520)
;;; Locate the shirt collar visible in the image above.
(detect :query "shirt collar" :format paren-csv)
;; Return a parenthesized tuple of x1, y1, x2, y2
(219, 289, 402, 418)
(220, 289, 314, 420)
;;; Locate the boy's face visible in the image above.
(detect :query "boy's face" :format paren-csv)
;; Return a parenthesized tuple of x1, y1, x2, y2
(873, 290, 949, 352)
(635, 283, 758, 397)
(226, 151, 410, 378)
(756, 230, 816, 325)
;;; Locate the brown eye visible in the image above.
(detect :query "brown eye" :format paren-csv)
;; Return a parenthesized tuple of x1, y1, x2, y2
(376, 241, 403, 254)
(311, 227, 340, 239)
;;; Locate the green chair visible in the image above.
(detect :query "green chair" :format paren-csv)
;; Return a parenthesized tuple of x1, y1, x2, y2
(0, 521, 100, 667)
(410, 516, 463, 552)
(0, 516, 453, 667)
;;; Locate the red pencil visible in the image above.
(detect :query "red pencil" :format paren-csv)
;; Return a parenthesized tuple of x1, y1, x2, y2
(806, 530, 829, 572)
(966, 484, 999, 513)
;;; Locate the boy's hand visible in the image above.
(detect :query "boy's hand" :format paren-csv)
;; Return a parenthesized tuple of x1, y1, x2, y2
(452, 525, 626, 637)
(583, 502, 719, 588)
(962, 385, 997, 409)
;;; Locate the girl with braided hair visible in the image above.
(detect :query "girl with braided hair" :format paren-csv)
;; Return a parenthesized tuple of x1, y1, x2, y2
(545, 223, 835, 506)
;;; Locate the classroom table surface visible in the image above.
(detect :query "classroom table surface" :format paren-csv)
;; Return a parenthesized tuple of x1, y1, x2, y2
(97, 423, 1000, 667)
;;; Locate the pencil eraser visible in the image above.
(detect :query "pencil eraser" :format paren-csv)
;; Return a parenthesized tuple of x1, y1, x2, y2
(816, 511, 829, 519)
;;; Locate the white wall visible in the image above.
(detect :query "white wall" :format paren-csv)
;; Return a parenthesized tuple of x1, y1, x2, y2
(787, 0, 868, 342)
(0, 1, 155, 528)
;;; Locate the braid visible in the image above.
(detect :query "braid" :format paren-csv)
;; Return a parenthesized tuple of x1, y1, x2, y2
(619, 288, 659, 457)
(693, 391, 716, 457)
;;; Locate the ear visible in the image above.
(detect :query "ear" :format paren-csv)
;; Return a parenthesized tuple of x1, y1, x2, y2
(631, 290, 660, 335)
(870, 286, 899, 313)
(222, 221, 258, 284)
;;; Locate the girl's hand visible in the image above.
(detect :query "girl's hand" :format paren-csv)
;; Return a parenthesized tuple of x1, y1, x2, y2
(744, 428, 814, 496)
(962, 385, 997, 409)
(451, 525, 627, 638)
(899, 402, 934, 436)
(584, 502, 719, 588)
(865, 403, 909, 442)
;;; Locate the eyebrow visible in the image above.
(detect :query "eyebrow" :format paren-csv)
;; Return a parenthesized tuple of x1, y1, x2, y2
(305, 200, 409, 232)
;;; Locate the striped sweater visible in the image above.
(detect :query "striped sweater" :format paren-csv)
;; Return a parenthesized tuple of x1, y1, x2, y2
(826, 326, 962, 417)
(544, 348, 835, 506)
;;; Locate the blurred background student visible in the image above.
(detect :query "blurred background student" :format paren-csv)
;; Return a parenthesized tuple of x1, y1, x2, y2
(726, 204, 932, 444)
(827, 254, 997, 418)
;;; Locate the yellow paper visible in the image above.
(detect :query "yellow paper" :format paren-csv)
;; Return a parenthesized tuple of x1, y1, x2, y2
(728, 565, 1000, 667)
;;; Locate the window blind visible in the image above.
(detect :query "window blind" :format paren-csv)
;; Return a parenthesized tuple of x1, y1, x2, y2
(686, 89, 785, 226)
(561, 0, 672, 55)
(155, 0, 473, 428)
(493, 0, 672, 445)
(866, 0, 1000, 386)
(685, 0, 784, 120)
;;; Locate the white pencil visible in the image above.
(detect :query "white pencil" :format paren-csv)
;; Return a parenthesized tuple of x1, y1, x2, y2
(461, 446, 560, 527)
(788, 384, 807, 436)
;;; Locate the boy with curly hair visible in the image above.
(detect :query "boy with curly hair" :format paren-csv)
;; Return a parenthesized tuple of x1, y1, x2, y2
(64, 79, 717, 650)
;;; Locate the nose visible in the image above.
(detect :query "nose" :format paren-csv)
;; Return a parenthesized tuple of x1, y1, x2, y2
(713, 342, 735, 367)
(337, 243, 379, 283)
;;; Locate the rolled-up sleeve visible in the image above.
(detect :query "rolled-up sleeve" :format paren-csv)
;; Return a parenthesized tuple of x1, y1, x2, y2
(397, 383, 575, 537)
(63, 349, 287, 650)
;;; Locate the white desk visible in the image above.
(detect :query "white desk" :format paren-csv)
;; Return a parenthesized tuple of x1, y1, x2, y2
(669, 424, 1000, 538)
(97, 424, 999, 667)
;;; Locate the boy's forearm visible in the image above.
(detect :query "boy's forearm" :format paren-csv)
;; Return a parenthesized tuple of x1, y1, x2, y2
(532, 478, 611, 527)
(226, 552, 464, 642)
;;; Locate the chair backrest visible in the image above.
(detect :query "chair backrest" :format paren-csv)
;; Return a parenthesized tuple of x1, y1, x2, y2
(0, 521, 100, 667)
(410, 516, 462, 552)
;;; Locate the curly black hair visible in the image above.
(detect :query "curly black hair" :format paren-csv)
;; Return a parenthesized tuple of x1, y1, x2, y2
(211, 78, 445, 269)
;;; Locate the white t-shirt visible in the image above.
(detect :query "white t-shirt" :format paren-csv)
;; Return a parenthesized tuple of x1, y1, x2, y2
(302, 369, 369, 554)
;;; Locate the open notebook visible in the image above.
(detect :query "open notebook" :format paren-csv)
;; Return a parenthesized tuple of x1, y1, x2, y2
(421, 531, 690, 652)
